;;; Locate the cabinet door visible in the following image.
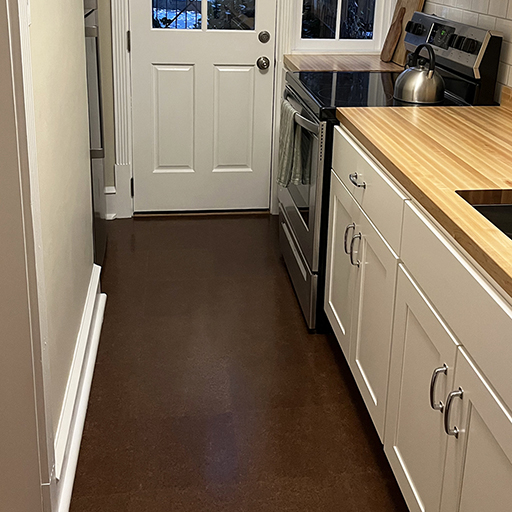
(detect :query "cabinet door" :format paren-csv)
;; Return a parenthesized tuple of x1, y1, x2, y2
(349, 212, 398, 440)
(441, 347, 512, 512)
(385, 265, 459, 512)
(324, 170, 361, 359)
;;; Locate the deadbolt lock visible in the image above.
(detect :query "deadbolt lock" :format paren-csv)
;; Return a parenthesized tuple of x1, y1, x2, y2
(258, 30, 271, 43)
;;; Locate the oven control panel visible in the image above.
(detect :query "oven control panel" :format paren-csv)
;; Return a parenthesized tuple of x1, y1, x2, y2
(404, 12, 502, 80)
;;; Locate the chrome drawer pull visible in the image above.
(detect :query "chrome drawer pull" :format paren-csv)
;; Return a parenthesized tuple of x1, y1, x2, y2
(444, 387, 464, 438)
(349, 233, 361, 267)
(430, 364, 448, 412)
(343, 223, 356, 254)
(349, 172, 366, 189)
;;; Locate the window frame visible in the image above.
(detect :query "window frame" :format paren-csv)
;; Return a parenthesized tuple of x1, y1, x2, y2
(292, 0, 395, 53)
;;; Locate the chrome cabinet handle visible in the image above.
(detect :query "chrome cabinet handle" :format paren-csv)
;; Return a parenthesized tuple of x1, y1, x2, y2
(343, 223, 356, 254)
(430, 364, 448, 412)
(444, 387, 464, 438)
(349, 233, 361, 267)
(349, 172, 366, 189)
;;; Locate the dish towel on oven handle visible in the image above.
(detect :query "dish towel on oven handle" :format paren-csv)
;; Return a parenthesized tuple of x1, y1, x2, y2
(277, 99, 303, 187)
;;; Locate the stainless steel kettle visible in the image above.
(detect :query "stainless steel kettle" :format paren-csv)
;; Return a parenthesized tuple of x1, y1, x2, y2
(393, 44, 445, 104)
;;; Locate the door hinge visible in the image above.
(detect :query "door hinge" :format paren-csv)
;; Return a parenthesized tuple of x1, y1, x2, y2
(130, 177, 134, 197)
(127, 30, 131, 52)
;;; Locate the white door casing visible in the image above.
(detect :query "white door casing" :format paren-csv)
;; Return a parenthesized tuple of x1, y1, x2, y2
(130, 0, 277, 212)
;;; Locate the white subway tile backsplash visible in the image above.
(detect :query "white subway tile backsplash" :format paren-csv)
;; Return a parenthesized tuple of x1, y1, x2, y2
(478, 13, 497, 30)
(496, 17, 512, 41)
(462, 10, 480, 25)
(497, 61, 510, 84)
(501, 41, 512, 65)
(489, 0, 508, 18)
(470, 0, 490, 14)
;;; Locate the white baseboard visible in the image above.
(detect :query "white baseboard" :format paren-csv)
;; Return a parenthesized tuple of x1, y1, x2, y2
(105, 164, 133, 219)
(53, 264, 107, 512)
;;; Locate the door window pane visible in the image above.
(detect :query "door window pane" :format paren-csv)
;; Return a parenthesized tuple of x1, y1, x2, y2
(339, 0, 376, 39)
(153, 0, 201, 29)
(207, 0, 255, 29)
(301, 0, 337, 39)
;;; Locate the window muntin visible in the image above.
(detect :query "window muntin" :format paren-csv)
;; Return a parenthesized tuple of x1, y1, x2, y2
(301, 0, 377, 40)
(153, 0, 202, 29)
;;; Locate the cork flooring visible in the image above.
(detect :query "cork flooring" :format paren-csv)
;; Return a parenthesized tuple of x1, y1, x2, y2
(70, 215, 408, 511)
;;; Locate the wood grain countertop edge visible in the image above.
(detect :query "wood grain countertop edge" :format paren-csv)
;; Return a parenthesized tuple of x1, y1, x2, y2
(284, 54, 404, 73)
(336, 108, 512, 301)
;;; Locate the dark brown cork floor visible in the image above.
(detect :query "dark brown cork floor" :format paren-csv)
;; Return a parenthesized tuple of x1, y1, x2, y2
(70, 214, 408, 511)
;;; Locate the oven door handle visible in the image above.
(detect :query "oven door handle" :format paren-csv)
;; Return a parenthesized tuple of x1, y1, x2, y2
(283, 91, 319, 136)
(293, 111, 319, 135)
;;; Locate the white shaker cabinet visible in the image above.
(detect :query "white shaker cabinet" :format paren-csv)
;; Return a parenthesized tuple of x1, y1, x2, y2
(327, 125, 407, 441)
(325, 169, 400, 440)
(440, 347, 512, 512)
(385, 265, 459, 512)
(349, 206, 399, 439)
(328, 123, 512, 512)
(324, 170, 361, 359)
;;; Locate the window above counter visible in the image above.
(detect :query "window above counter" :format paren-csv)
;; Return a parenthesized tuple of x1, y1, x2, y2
(293, 0, 395, 53)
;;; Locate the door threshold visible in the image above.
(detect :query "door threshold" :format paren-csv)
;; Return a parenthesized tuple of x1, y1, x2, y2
(133, 209, 270, 218)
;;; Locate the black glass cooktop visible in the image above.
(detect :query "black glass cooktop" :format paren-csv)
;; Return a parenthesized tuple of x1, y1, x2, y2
(287, 70, 469, 120)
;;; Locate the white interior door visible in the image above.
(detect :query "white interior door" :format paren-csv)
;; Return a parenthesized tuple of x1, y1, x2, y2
(130, 0, 276, 212)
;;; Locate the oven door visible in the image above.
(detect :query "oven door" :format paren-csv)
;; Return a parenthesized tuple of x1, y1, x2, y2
(278, 87, 326, 273)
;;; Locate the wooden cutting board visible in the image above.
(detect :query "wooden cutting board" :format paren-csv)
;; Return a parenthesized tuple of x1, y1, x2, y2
(389, 0, 426, 67)
(381, 7, 406, 62)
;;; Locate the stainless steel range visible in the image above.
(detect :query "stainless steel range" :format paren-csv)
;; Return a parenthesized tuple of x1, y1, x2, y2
(279, 12, 503, 331)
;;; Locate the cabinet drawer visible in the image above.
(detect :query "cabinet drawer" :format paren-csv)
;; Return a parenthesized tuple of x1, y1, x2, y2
(402, 201, 512, 407)
(332, 126, 408, 255)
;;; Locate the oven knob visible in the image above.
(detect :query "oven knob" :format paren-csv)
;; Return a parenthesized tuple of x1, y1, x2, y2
(453, 35, 466, 50)
(413, 22, 425, 35)
(448, 33, 458, 47)
(462, 38, 479, 54)
(405, 21, 424, 35)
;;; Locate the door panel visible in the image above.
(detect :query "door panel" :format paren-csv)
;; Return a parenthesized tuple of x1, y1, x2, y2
(441, 348, 512, 512)
(153, 64, 195, 172)
(350, 211, 398, 440)
(132, 0, 276, 211)
(385, 265, 459, 512)
(213, 65, 254, 172)
(324, 171, 361, 358)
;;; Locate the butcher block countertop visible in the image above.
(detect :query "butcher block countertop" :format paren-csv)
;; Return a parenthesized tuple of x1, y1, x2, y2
(284, 53, 403, 72)
(336, 87, 512, 299)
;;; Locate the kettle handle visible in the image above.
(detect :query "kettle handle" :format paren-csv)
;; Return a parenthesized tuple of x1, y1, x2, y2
(410, 44, 436, 79)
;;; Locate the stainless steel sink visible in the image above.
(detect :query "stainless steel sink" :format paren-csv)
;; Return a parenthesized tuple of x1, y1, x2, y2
(456, 190, 512, 240)
(472, 205, 512, 240)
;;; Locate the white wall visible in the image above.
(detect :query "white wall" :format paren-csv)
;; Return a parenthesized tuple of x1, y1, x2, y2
(0, 0, 46, 508)
(29, 0, 95, 435)
(423, 0, 512, 97)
